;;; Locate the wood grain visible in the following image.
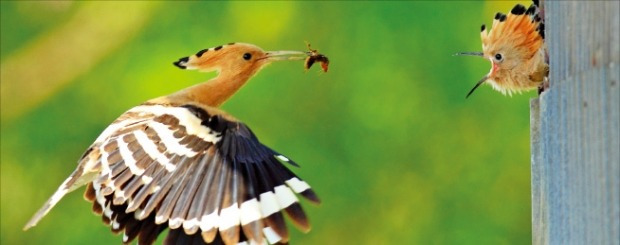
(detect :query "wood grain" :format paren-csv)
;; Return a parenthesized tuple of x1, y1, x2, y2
(530, 1, 619, 244)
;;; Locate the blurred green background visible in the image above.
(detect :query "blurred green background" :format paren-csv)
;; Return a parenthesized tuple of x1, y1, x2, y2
(1, 1, 533, 244)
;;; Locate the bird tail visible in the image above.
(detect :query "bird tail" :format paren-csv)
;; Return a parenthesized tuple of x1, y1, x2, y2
(23, 169, 97, 230)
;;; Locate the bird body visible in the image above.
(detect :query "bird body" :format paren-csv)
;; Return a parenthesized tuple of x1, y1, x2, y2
(24, 43, 321, 245)
(458, 1, 548, 98)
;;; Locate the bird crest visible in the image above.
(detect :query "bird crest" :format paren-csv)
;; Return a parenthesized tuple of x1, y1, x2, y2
(457, 1, 548, 98)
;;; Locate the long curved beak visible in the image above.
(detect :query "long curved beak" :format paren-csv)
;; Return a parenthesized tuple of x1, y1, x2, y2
(466, 75, 488, 98)
(263, 50, 309, 61)
(455, 51, 488, 98)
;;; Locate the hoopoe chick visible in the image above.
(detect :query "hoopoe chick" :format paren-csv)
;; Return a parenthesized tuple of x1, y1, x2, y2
(457, 1, 548, 98)
(24, 43, 322, 245)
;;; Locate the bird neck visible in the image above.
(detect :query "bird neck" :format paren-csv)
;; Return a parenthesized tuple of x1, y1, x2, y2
(175, 70, 257, 107)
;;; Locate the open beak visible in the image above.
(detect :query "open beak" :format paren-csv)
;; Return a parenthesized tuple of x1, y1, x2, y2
(466, 75, 488, 98)
(263, 50, 309, 61)
(454, 51, 490, 98)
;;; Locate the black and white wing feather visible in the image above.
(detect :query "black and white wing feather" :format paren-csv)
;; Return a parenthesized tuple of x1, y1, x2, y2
(29, 102, 319, 245)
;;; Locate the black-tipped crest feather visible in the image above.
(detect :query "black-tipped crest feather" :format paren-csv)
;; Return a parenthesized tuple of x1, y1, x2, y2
(511, 4, 527, 15)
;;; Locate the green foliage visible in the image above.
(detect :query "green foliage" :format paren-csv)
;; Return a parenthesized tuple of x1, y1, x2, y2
(1, 1, 531, 244)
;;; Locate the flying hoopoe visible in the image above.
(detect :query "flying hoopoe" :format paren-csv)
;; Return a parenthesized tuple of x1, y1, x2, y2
(457, 0, 548, 98)
(24, 43, 325, 245)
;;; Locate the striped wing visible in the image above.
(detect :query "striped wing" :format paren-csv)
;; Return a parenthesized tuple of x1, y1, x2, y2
(83, 103, 319, 245)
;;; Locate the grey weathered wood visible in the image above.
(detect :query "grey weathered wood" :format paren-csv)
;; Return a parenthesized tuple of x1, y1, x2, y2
(530, 1, 620, 245)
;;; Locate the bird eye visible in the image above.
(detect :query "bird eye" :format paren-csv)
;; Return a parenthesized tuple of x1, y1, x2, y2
(494, 53, 503, 61)
(243, 53, 252, 60)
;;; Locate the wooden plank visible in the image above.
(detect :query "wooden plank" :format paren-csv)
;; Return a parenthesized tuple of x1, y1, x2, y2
(531, 1, 619, 244)
(531, 97, 549, 245)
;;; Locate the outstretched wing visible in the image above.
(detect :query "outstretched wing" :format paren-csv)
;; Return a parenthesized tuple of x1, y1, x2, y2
(43, 102, 319, 245)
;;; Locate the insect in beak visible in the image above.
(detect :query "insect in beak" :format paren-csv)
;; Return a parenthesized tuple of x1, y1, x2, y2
(304, 42, 329, 72)
(262, 43, 330, 72)
(466, 75, 489, 98)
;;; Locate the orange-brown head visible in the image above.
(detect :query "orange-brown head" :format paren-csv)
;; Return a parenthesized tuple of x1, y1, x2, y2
(169, 43, 311, 107)
(173, 43, 308, 76)
(457, 2, 547, 98)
